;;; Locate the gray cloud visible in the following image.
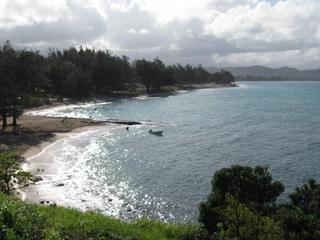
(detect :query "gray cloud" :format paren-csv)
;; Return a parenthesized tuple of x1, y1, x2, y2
(0, 1, 106, 47)
(0, 0, 320, 69)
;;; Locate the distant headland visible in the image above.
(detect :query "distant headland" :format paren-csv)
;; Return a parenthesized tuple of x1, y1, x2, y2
(207, 65, 320, 81)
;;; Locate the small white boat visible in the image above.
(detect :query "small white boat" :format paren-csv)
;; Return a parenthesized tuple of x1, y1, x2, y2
(149, 130, 163, 136)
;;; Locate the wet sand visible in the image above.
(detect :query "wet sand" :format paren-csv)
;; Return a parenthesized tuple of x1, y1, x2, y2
(0, 114, 114, 204)
(19, 124, 119, 206)
(0, 115, 107, 153)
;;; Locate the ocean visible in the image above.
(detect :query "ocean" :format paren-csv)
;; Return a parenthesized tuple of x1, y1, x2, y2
(28, 81, 320, 223)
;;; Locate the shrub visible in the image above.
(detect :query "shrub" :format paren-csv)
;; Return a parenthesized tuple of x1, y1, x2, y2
(199, 165, 284, 233)
(21, 96, 46, 108)
(216, 194, 282, 240)
(0, 199, 47, 239)
(0, 152, 34, 194)
(277, 179, 320, 240)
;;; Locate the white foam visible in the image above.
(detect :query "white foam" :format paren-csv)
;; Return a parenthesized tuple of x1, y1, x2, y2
(26, 101, 111, 117)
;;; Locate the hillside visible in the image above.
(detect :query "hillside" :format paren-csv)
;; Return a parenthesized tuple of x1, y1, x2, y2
(0, 194, 200, 240)
(207, 66, 320, 81)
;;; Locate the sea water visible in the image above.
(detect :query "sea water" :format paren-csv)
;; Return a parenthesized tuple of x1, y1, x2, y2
(28, 81, 320, 222)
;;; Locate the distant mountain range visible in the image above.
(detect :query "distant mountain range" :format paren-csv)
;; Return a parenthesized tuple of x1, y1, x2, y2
(207, 66, 320, 81)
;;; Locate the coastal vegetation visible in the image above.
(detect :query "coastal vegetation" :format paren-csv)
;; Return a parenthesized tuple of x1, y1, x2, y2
(199, 165, 284, 234)
(199, 165, 320, 239)
(0, 152, 34, 194)
(1, 41, 317, 240)
(0, 160, 319, 239)
(0, 40, 235, 128)
(0, 193, 202, 240)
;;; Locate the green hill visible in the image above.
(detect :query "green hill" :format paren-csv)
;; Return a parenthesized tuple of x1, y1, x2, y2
(0, 194, 202, 240)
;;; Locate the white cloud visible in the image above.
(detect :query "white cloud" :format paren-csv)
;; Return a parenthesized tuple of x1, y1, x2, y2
(0, 0, 320, 68)
(127, 28, 137, 34)
(126, 28, 149, 35)
(139, 28, 148, 34)
(205, 0, 320, 46)
(0, 0, 106, 47)
(0, 0, 69, 28)
(212, 47, 320, 69)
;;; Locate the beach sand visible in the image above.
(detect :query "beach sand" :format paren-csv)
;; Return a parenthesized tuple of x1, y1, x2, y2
(0, 115, 107, 153)
(0, 114, 115, 204)
(1, 83, 236, 206)
(19, 124, 119, 206)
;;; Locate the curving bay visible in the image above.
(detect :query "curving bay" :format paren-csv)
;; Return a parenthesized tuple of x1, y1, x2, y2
(27, 81, 320, 223)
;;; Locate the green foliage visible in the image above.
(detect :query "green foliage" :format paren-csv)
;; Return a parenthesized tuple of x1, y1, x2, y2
(276, 205, 320, 240)
(0, 41, 44, 127)
(0, 40, 235, 127)
(0, 194, 203, 240)
(21, 96, 47, 108)
(289, 179, 320, 217)
(276, 179, 320, 240)
(133, 58, 175, 92)
(210, 70, 235, 84)
(0, 198, 47, 240)
(216, 195, 282, 240)
(199, 165, 284, 233)
(0, 152, 34, 194)
(200, 166, 320, 239)
(0, 41, 235, 100)
(0, 165, 320, 239)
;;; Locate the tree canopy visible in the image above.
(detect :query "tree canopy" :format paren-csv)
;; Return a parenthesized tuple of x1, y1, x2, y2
(0, 41, 235, 127)
(199, 165, 320, 240)
(0, 152, 34, 194)
(199, 165, 284, 233)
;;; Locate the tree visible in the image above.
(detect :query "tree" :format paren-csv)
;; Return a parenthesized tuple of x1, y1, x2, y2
(134, 58, 175, 92)
(278, 179, 320, 240)
(8, 101, 23, 127)
(217, 194, 282, 240)
(289, 179, 320, 216)
(0, 152, 34, 194)
(0, 41, 236, 105)
(133, 59, 154, 92)
(0, 41, 46, 127)
(0, 41, 17, 128)
(199, 165, 284, 233)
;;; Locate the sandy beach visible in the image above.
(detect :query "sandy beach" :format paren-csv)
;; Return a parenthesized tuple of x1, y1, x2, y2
(20, 124, 120, 206)
(0, 114, 108, 152)
(0, 84, 235, 207)
(0, 113, 117, 205)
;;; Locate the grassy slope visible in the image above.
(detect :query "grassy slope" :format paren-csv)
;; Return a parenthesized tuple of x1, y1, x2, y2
(0, 194, 202, 240)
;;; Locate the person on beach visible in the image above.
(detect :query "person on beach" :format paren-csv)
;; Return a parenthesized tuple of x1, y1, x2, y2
(61, 116, 67, 123)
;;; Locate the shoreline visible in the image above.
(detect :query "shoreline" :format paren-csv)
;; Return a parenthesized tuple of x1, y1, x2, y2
(18, 123, 121, 206)
(3, 83, 236, 208)
(0, 113, 118, 205)
(25, 82, 237, 117)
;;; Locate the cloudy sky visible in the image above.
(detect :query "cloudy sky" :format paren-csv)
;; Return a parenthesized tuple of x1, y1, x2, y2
(0, 0, 320, 69)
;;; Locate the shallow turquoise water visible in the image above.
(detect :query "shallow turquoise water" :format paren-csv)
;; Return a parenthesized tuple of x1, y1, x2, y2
(31, 82, 320, 222)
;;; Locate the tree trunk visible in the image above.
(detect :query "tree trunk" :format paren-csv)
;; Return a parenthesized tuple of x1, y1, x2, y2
(6, 180, 10, 194)
(5, 170, 10, 194)
(12, 115, 17, 127)
(1, 112, 7, 128)
(12, 104, 18, 127)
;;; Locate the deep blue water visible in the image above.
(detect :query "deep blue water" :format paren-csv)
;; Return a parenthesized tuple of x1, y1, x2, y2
(31, 81, 320, 222)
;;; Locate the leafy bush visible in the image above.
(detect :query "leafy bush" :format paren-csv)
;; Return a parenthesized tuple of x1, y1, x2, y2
(0, 199, 47, 239)
(21, 96, 46, 108)
(2, 164, 320, 240)
(289, 179, 320, 217)
(0, 152, 34, 194)
(216, 194, 282, 240)
(0, 194, 202, 240)
(199, 165, 284, 233)
(276, 179, 320, 240)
